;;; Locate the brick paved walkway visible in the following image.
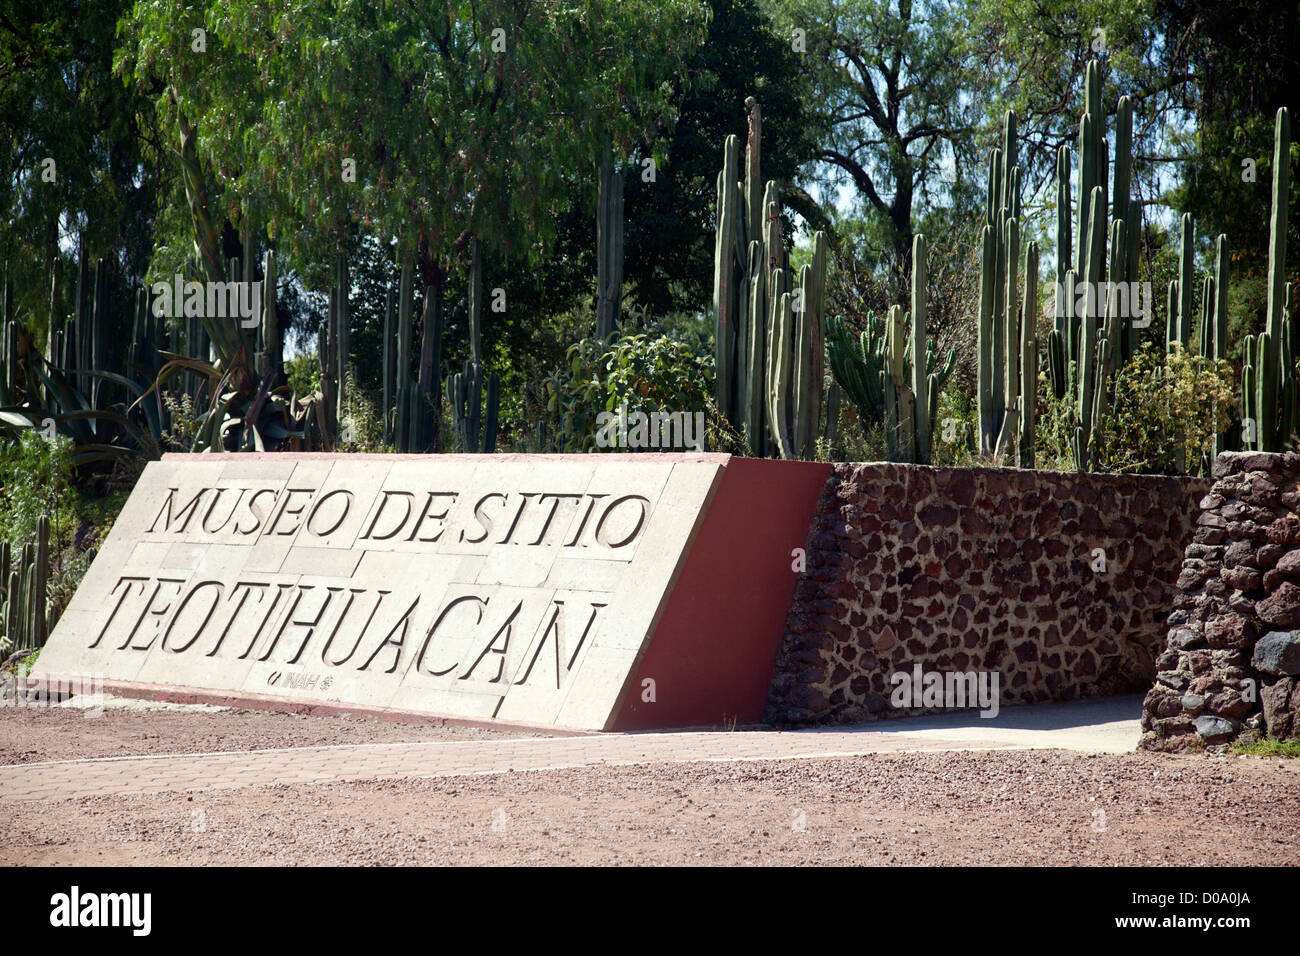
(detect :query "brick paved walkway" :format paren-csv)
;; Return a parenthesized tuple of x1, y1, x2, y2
(0, 696, 1143, 803)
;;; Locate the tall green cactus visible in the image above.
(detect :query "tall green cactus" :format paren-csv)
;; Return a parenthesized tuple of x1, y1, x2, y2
(911, 235, 934, 463)
(1243, 107, 1294, 452)
(597, 150, 624, 342)
(1019, 241, 1040, 468)
(446, 359, 498, 453)
(979, 108, 1045, 466)
(714, 97, 828, 459)
(828, 234, 955, 463)
(826, 308, 955, 438)
(1043, 59, 1147, 472)
(445, 238, 497, 453)
(393, 251, 414, 452)
(381, 278, 394, 445)
(0, 515, 49, 654)
(978, 110, 1022, 454)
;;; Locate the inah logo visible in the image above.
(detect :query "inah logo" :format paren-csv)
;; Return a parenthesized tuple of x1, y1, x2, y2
(889, 663, 1000, 718)
(49, 886, 151, 936)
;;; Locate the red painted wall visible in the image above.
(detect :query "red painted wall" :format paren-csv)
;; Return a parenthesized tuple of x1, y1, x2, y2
(612, 457, 831, 730)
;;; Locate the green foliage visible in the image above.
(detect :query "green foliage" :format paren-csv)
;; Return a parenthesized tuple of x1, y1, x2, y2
(622, 0, 817, 315)
(1088, 343, 1236, 474)
(117, 0, 711, 273)
(284, 352, 321, 402)
(604, 333, 714, 413)
(1167, 2, 1300, 281)
(1034, 369, 1078, 472)
(338, 372, 389, 454)
(0, 432, 72, 547)
(1233, 737, 1300, 758)
(930, 387, 981, 467)
(0, 1, 162, 327)
(0, 430, 131, 655)
(540, 328, 714, 452)
(161, 392, 202, 451)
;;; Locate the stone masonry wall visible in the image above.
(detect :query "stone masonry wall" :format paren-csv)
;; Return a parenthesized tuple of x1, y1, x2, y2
(1141, 452, 1300, 751)
(766, 463, 1210, 724)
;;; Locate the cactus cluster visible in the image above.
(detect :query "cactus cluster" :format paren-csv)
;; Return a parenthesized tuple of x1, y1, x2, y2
(976, 109, 1042, 466)
(374, 240, 499, 454)
(381, 252, 446, 453)
(1242, 107, 1296, 453)
(826, 235, 956, 463)
(1, 250, 177, 459)
(1036, 61, 1147, 471)
(713, 97, 828, 459)
(0, 516, 52, 655)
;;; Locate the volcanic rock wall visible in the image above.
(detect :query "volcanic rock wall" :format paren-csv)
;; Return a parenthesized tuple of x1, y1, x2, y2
(766, 462, 1210, 724)
(1141, 452, 1300, 750)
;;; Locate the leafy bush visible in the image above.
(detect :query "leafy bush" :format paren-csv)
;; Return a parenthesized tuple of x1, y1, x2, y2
(0, 432, 74, 547)
(537, 328, 713, 452)
(285, 352, 322, 399)
(603, 332, 713, 413)
(1088, 343, 1236, 475)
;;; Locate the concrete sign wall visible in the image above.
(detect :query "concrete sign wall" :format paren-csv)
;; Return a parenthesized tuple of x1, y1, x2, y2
(32, 453, 830, 731)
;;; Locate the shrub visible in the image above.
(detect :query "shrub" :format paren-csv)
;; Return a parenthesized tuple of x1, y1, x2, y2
(1090, 343, 1236, 475)
(0, 432, 74, 547)
(538, 328, 714, 452)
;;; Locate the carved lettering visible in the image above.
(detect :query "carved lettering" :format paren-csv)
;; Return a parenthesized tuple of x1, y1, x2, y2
(361, 490, 415, 540)
(514, 600, 605, 688)
(149, 488, 206, 533)
(161, 580, 225, 653)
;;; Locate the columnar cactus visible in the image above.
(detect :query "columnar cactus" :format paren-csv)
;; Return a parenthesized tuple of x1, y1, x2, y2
(597, 151, 624, 342)
(1243, 107, 1294, 452)
(393, 252, 414, 452)
(1043, 59, 1148, 471)
(445, 238, 498, 453)
(828, 234, 955, 463)
(1019, 241, 1040, 469)
(825, 306, 955, 439)
(979, 108, 1046, 465)
(713, 97, 828, 459)
(1074, 187, 1107, 471)
(978, 110, 1021, 454)
(0, 516, 49, 653)
(446, 359, 499, 453)
(335, 253, 350, 430)
(381, 279, 394, 445)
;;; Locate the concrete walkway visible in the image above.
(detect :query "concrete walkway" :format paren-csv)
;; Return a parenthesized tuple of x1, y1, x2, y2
(0, 695, 1143, 803)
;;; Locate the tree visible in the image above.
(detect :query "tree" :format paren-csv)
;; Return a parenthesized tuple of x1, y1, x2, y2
(117, 1, 711, 287)
(621, 0, 818, 315)
(0, 0, 163, 333)
(763, 0, 980, 282)
(1164, 0, 1300, 279)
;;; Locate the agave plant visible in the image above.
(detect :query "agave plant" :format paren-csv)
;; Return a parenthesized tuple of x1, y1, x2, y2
(132, 248, 325, 453)
(1, 323, 164, 467)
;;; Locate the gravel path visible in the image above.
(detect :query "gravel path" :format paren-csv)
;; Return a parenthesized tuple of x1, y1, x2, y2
(3, 750, 1296, 866)
(1, 696, 1297, 865)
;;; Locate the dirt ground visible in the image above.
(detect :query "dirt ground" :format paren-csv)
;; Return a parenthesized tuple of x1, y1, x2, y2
(1, 702, 1297, 866)
(0, 702, 547, 764)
